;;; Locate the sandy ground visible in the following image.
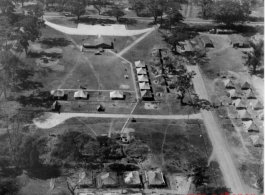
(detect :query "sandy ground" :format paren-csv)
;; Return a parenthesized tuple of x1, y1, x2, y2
(170, 175, 192, 194)
(33, 112, 203, 129)
(44, 20, 155, 36)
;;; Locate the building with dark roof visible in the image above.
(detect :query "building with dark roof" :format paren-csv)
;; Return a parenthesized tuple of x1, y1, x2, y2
(200, 36, 214, 48)
(98, 172, 117, 187)
(145, 171, 165, 187)
(83, 36, 113, 50)
(229, 34, 250, 48)
(124, 171, 141, 186)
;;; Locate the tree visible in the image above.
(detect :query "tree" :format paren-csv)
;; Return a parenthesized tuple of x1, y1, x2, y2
(0, 0, 14, 15)
(189, 158, 210, 188)
(69, 0, 86, 21)
(109, 4, 125, 22)
(128, 0, 145, 15)
(93, 0, 107, 15)
(244, 40, 264, 75)
(257, 175, 264, 193)
(200, 186, 231, 195)
(164, 3, 184, 29)
(212, 0, 251, 26)
(194, 0, 213, 19)
(0, 178, 20, 195)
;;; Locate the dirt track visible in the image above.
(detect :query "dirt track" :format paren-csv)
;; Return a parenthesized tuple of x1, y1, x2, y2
(187, 65, 253, 194)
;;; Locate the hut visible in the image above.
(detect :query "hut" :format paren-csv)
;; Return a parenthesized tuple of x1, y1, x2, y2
(237, 110, 252, 121)
(227, 89, 241, 99)
(145, 170, 165, 187)
(250, 135, 263, 147)
(246, 90, 256, 99)
(124, 171, 141, 187)
(200, 36, 214, 48)
(97, 104, 105, 112)
(78, 172, 94, 188)
(83, 36, 113, 50)
(139, 82, 151, 90)
(135, 60, 146, 68)
(141, 90, 153, 101)
(50, 89, 64, 99)
(232, 99, 246, 110)
(110, 91, 124, 100)
(241, 81, 251, 90)
(243, 121, 259, 133)
(229, 34, 250, 48)
(136, 68, 147, 75)
(138, 75, 149, 82)
(223, 79, 235, 89)
(250, 100, 263, 110)
(74, 90, 88, 100)
(99, 172, 117, 187)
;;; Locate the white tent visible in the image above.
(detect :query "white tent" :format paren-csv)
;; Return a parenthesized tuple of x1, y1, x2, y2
(223, 79, 234, 89)
(237, 110, 252, 121)
(232, 99, 246, 110)
(50, 89, 64, 97)
(241, 81, 251, 90)
(110, 91, 124, 99)
(138, 75, 149, 82)
(246, 90, 256, 99)
(135, 60, 146, 68)
(139, 82, 150, 90)
(74, 90, 87, 99)
(243, 121, 259, 132)
(136, 68, 147, 75)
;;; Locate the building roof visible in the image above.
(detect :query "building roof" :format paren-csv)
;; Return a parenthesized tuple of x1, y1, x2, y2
(79, 172, 93, 186)
(50, 89, 64, 97)
(238, 110, 252, 119)
(250, 135, 263, 146)
(139, 82, 151, 90)
(201, 36, 213, 45)
(124, 171, 141, 185)
(223, 79, 234, 88)
(101, 172, 117, 186)
(135, 60, 146, 68)
(243, 121, 259, 132)
(229, 34, 249, 45)
(246, 90, 256, 99)
(138, 75, 149, 82)
(140, 90, 153, 98)
(74, 90, 87, 98)
(241, 81, 251, 89)
(110, 91, 124, 98)
(253, 100, 263, 109)
(136, 68, 147, 75)
(146, 171, 165, 186)
(94, 36, 112, 47)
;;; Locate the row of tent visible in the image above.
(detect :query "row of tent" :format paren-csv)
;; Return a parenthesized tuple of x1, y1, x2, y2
(224, 79, 251, 90)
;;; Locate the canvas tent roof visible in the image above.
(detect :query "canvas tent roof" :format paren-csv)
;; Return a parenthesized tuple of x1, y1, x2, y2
(139, 82, 150, 90)
(253, 101, 263, 109)
(140, 90, 152, 98)
(138, 75, 149, 82)
(238, 110, 252, 119)
(250, 135, 263, 146)
(241, 81, 251, 89)
(51, 89, 64, 97)
(79, 172, 93, 186)
(201, 36, 213, 44)
(135, 60, 146, 68)
(146, 171, 165, 186)
(110, 91, 124, 99)
(243, 121, 259, 132)
(124, 171, 141, 185)
(94, 36, 111, 46)
(246, 90, 256, 99)
(74, 90, 87, 98)
(223, 79, 234, 88)
(101, 172, 117, 186)
(233, 99, 245, 107)
(136, 68, 147, 75)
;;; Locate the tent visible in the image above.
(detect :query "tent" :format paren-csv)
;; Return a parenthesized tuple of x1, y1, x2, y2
(229, 34, 250, 48)
(201, 36, 214, 48)
(100, 172, 117, 186)
(246, 90, 256, 99)
(226, 89, 241, 99)
(124, 171, 141, 186)
(78, 172, 93, 188)
(50, 89, 64, 98)
(223, 79, 235, 89)
(251, 100, 263, 110)
(138, 75, 149, 82)
(74, 90, 87, 99)
(145, 171, 165, 186)
(250, 135, 263, 147)
(232, 99, 246, 110)
(135, 60, 146, 68)
(97, 104, 105, 112)
(140, 90, 153, 100)
(237, 110, 252, 121)
(110, 91, 124, 99)
(243, 121, 259, 133)
(139, 82, 150, 90)
(136, 68, 147, 75)
(241, 81, 251, 90)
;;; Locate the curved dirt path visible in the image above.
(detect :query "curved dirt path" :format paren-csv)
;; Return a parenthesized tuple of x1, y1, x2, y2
(34, 112, 203, 129)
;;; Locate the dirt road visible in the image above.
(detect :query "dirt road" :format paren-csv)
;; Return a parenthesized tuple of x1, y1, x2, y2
(187, 65, 251, 194)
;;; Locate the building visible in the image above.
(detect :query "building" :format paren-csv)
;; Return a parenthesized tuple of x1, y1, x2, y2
(250, 100, 263, 110)
(74, 90, 88, 100)
(136, 68, 147, 75)
(237, 110, 252, 121)
(98, 172, 117, 187)
(110, 91, 124, 100)
(140, 90, 153, 101)
(145, 170, 165, 187)
(83, 36, 113, 50)
(50, 89, 64, 99)
(78, 172, 94, 188)
(176, 40, 193, 53)
(241, 81, 251, 90)
(135, 61, 146, 68)
(250, 135, 263, 147)
(200, 36, 214, 48)
(223, 79, 235, 89)
(229, 34, 250, 48)
(227, 89, 241, 99)
(246, 90, 256, 99)
(120, 128, 134, 144)
(138, 75, 149, 82)
(139, 82, 151, 90)
(243, 121, 259, 133)
(232, 99, 246, 110)
(124, 171, 141, 187)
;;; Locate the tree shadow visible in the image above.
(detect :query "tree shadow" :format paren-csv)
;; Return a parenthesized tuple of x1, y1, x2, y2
(70, 17, 116, 25)
(28, 51, 62, 59)
(27, 164, 61, 180)
(39, 37, 72, 48)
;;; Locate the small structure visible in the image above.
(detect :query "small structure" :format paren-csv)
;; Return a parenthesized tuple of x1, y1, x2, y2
(250, 100, 263, 110)
(50, 89, 64, 99)
(124, 171, 141, 187)
(135, 60, 146, 68)
(78, 172, 94, 188)
(136, 68, 147, 75)
(250, 135, 263, 147)
(200, 36, 214, 48)
(227, 89, 241, 99)
(229, 34, 250, 48)
(176, 40, 193, 53)
(241, 81, 251, 90)
(237, 110, 252, 121)
(138, 75, 149, 82)
(120, 128, 134, 144)
(74, 90, 87, 100)
(232, 99, 246, 110)
(110, 91, 124, 100)
(99, 172, 117, 187)
(145, 170, 165, 186)
(246, 90, 256, 99)
(83, 36, 113, 50)
(243, 121, 259, 133)
(141, 90, 153, 101)
(97, 104, 105, 112)
(223, 79, 235, 89)
(139, 82, 151, 90)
